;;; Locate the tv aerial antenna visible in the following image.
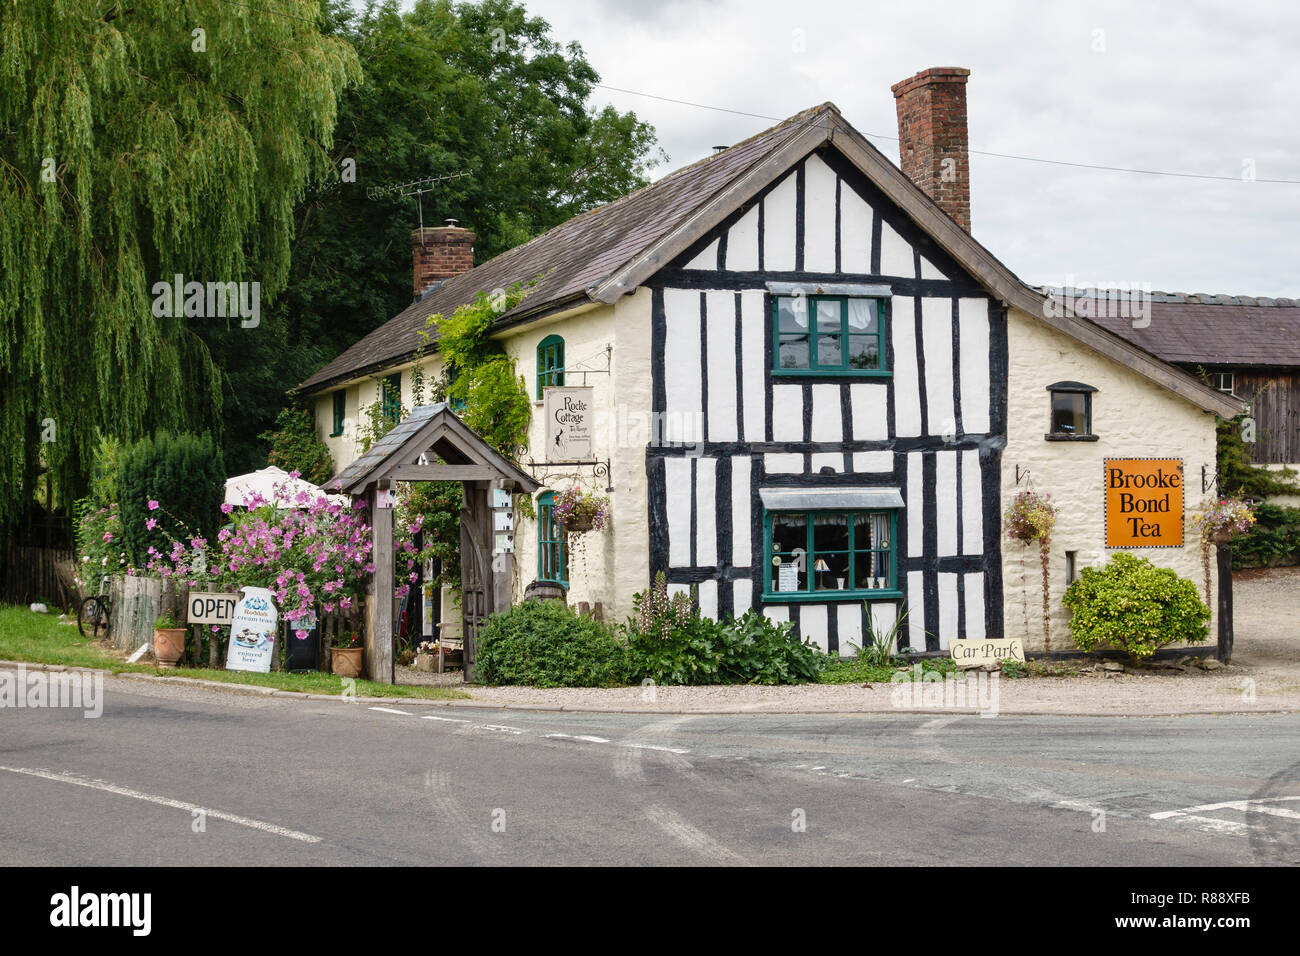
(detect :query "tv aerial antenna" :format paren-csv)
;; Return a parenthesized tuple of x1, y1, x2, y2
(366, 171, 471, 238)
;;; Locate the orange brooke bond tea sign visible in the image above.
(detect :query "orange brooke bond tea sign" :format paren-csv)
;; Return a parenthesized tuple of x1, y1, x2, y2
(1105, 458, 1184, 548)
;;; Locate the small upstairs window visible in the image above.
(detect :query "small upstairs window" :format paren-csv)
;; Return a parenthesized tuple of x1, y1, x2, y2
(1211, 372, 1235, 395)
(380, 372, 402, 422)
(537, 335, 565, 399)
(1046, 381, 1098, 441)
(331, 390, 345, 437)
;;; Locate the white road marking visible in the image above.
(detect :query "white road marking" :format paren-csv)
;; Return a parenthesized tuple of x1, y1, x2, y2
(421, 715, 470, 723)
(914, 716, 958, 735)
(368, 706, 411, 715)
(1150, 796, 1300, 836)
(0, 766, 321, 844)
(625, 742, 690, 755)
(473, 724, 524, 735)
(544, 733, 610, 744)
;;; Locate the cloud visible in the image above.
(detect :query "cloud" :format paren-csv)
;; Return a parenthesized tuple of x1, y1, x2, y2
(523, 0, 1300, 296)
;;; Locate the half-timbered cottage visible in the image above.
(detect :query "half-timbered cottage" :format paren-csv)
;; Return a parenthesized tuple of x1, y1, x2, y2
(299, 68, 1244, 654)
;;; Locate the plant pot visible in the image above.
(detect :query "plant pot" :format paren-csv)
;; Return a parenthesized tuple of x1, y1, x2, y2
(415, 653, 435, 673)
(331, 646, 363, 678)
(153, 628, 187, 669)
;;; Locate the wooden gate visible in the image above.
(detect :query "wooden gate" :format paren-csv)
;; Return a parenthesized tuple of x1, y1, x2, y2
(458, 484, 494, 683)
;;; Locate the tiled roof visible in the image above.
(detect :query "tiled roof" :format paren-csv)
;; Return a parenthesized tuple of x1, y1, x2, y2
(1043, 288, 1300, 367)
(299, 105, 833, 393)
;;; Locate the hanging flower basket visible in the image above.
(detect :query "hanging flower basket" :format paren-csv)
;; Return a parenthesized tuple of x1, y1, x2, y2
(1190, 497, 1255, 605)
(1003, 490, 1058, 655)
(552, 486, 610, 536)
(1191, 498, 1255, 545)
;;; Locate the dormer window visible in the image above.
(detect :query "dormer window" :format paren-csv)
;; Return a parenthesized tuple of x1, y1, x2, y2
(1046, 381, 1098, 441)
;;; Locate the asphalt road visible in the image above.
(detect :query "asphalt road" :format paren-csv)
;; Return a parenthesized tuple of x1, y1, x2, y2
(1, 676, 1297, 866)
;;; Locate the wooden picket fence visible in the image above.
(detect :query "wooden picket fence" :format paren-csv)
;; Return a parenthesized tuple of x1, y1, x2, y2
(108, 575, 168, 653)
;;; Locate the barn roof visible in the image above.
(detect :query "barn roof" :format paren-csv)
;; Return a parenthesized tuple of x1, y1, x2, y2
(1045, 289, 1300, 367)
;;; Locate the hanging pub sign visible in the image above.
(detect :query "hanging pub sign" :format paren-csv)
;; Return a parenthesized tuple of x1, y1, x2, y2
(1104, 458, 1184, 548)
(225, 586, 278, 673)
(544, 386, 593, 462)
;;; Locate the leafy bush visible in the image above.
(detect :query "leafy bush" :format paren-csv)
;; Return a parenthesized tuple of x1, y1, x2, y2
(475, 600, 629, 687)
(73, 500, 128, 589)
(117, 432, 225, 567)
(627, 576, 825, 685)
(1062, 553, 1210, 661)
(259, 407, 335, 486)
(1233, 503, 1300, 569)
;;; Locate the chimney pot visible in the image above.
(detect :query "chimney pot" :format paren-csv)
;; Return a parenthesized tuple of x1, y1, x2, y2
(892, 67, 972, 231)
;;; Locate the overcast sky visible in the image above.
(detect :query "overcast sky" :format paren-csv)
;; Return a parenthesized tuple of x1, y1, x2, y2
(412, 0, 1300, 296)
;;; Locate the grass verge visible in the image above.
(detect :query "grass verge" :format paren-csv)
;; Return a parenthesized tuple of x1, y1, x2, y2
(0, 605, 468, 700)
(819, 654, 961, 684)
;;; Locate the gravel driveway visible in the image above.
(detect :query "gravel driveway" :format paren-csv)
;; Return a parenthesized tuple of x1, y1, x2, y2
(409, 567, 1300, 715)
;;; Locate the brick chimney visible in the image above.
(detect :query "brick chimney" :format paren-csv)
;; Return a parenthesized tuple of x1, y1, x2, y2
(891, 67, 972, 231)
(411, 219, 475, 298)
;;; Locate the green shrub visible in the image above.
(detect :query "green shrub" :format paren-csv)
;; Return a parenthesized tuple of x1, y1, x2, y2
(1062, 553, 1210, 661)
(475, 600, 629, 687)
(1232, 503, 1300, 569)
(259, 407, 335, 487)
(117, 431, 226, 567)
(627, 576, 825, 685)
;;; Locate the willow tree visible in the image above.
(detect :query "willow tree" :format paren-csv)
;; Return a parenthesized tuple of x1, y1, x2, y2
(0, 0, 359, 529)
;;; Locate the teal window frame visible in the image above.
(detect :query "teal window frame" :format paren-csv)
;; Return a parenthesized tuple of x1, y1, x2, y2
(537, 491, 568, 587)
(761, 508, 900, 602)
(445, 365, 467, 414)
(330, 390, 345, 437)
(536, 335, 565, 399)
(771, 295, 890, 377)
(380, 372, 401, 421)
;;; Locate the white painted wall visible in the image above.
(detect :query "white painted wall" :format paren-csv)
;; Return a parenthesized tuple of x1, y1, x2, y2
(1001, 306, 1220, 652)
(502, 289, 654, 621)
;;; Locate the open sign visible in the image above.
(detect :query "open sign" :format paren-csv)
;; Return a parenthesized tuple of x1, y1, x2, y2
(187, 592, 239, 626)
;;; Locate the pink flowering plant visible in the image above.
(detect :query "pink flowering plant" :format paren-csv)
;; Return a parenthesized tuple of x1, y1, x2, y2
(145, 472, 374, 638)
(73, 501, 130, 590)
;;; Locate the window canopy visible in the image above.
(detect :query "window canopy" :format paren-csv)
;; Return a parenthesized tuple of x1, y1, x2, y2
(759, 486, 904, 511)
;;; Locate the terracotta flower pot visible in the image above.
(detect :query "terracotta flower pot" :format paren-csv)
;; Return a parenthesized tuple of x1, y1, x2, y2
(332, 646, 363, 678)
(153, 627, 187, 669)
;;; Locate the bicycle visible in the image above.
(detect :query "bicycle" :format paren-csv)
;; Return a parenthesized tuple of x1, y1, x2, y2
(77, 575, 112, 640)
